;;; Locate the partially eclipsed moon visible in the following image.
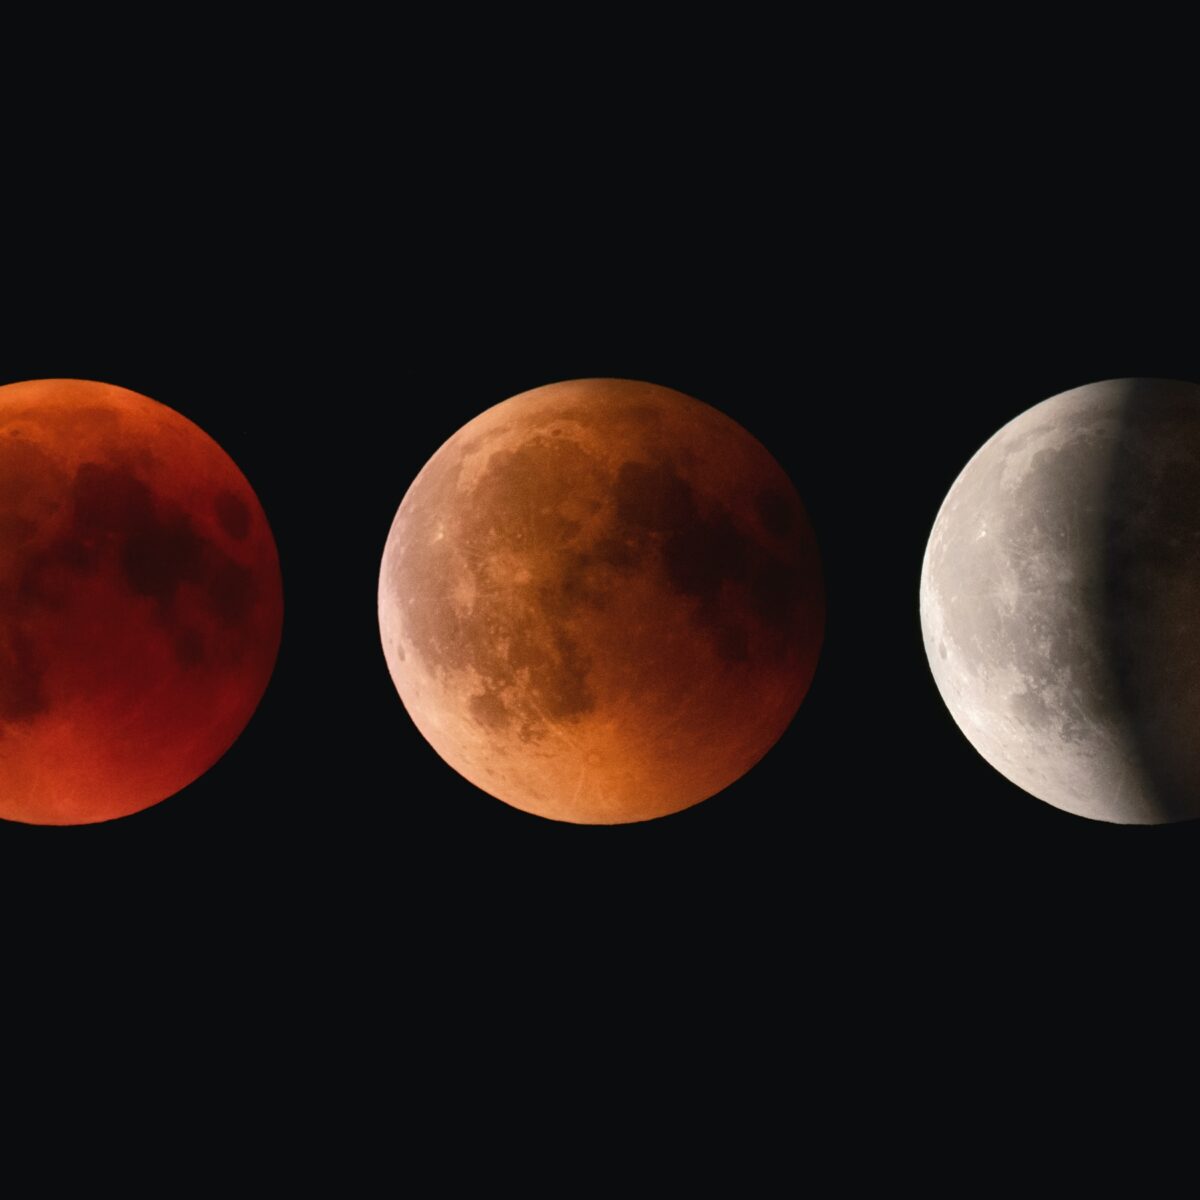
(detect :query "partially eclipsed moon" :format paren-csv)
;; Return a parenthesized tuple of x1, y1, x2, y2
(0, 379, 283, 825)
(378, 378, 825, 824)
(921, 377, 1200, 824)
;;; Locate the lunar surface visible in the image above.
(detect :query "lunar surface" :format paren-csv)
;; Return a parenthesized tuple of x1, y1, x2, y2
(0, 379, 283, 825)
(378, 378, 824, 823)
(921, 377, 1200, 824)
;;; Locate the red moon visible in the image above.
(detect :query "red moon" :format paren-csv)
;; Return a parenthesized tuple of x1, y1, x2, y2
(0, 379, 283, 825)
(378, 378, 824, 823)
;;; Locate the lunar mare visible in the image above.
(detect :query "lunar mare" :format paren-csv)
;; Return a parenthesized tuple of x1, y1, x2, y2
(378, 378, 824, 824)
(920, 377, 1200, 824)
(0, 379, 283, 825)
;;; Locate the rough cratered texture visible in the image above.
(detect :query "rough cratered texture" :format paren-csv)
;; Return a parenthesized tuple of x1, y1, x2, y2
(379, 378, 824, 823)
(920, 378, 1200, 824)
(0, 379, 283, 825)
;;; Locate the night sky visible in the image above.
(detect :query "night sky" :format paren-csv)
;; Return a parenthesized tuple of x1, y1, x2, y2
(4, 136, 1198, 996)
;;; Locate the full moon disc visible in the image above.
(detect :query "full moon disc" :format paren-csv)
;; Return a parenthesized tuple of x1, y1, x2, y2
(920, 377, 1200, 824)
(0, 379, 283, 825)
(378, 378, 824, 824)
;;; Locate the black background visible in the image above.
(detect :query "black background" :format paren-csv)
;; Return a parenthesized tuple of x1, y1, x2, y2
(2, 28, 1199, 1184)
(4, 80, 1200, 1004)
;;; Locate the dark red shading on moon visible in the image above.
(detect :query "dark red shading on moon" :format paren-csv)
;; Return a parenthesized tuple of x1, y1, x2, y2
(378, 378, 824, 824)
(0, 379, 283, 825)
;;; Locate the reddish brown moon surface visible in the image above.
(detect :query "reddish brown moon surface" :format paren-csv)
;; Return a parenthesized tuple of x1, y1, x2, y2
(0, 379, 283, 825)
(378, 378, 824, 824)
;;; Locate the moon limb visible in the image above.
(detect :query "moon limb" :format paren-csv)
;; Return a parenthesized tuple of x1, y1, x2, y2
(920, 377, 1200, 824)
(0, 379, 283, 825)
(379, 378, 825, 824)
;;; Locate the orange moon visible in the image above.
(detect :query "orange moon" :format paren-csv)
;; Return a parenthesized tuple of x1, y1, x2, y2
(0, 379, 283, 825)
(378, 378, 824, 823)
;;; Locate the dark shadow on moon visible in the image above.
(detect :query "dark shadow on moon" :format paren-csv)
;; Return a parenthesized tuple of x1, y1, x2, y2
(613, 459, 813, 665)
(381, 379, 827, 822)
(1100, 381, 1200, 823)
(0, 628, 49, 723)
(923, 378, 1200, 824)
(0, 458, 259, 735)
(392, 427, 822, 748)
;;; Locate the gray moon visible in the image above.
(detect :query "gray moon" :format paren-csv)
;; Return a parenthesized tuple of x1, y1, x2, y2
(378, 378, 825, 824)
(920, 377, 1200, 824)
